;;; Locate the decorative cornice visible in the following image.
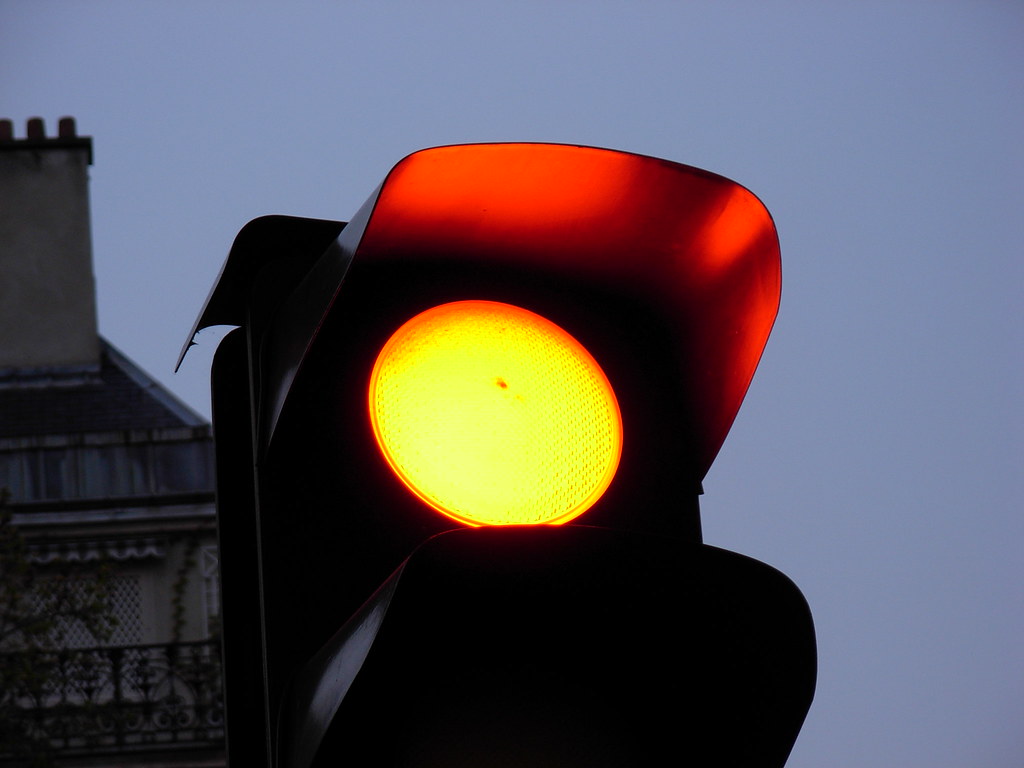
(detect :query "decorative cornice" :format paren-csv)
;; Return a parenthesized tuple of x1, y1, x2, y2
(28, 536, 168, 564)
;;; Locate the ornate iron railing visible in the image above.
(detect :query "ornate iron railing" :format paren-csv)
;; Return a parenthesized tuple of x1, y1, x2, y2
(0, 640, 224, 761)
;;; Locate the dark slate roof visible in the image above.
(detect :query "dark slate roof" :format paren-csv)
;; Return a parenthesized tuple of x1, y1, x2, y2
(0, 338, 206, 438)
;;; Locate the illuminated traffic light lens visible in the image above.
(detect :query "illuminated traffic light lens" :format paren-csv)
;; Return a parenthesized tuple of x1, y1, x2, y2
(368, 301, 622, 526)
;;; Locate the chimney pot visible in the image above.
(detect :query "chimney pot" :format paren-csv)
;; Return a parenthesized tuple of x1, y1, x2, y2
(58, 116, 76, 138)
(1, 116, 100, 370)
(27, 117, 45, 139)
(0, 119, 12, 141)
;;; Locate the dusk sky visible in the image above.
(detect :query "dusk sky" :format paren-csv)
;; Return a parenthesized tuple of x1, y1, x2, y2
(3, 2, 1022, 765)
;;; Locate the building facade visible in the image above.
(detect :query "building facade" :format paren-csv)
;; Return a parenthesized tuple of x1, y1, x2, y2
(0, 117, 224, 767)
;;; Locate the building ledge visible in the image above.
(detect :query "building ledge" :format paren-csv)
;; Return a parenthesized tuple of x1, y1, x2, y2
(11, 495, 216, 529)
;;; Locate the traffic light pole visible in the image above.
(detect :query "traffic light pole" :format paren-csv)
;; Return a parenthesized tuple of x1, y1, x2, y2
(210, 329, 272, 767)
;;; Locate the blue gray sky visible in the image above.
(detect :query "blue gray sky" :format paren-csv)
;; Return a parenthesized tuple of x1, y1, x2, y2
(3, 2, 1022, 764)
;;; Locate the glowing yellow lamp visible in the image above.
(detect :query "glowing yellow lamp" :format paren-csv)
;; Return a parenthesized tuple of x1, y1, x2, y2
(368, 300, 622, 527)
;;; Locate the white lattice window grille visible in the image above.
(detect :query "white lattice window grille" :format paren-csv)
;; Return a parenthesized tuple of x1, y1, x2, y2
(201, 545, 221, 637)
(102, 575, 143, 646)
(24, 574, 143, 649)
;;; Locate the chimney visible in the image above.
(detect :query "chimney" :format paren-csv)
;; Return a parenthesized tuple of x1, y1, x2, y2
(0, 117, 100, 373)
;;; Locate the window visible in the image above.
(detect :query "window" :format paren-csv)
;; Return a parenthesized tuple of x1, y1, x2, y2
(20, 574, 142, 649)
(0, 430, 213, 504)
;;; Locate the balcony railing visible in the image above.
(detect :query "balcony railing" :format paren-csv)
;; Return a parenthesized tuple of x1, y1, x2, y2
(0, 640, 224, 762)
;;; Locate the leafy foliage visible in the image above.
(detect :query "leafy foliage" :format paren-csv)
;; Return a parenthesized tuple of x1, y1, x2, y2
(0, 494, 118, 766)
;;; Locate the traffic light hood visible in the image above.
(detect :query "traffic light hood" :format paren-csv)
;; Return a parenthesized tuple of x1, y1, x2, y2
(183, 142, 780, 488)
(350, 144, 781, 481)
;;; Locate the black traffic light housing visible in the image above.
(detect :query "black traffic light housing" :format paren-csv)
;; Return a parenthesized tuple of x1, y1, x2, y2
(181, 143, 815, 766)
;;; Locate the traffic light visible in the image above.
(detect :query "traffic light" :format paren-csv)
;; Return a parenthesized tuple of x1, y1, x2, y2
(181, 143, 816, 766)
